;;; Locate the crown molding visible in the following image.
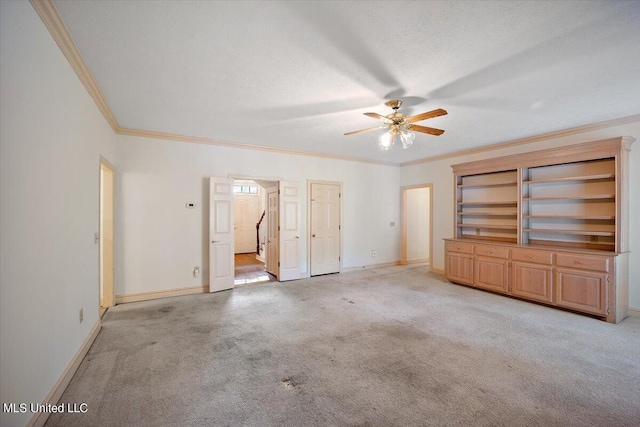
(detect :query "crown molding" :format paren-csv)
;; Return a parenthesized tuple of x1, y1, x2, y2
(29, 0, 119, 132)
(400, 114, 640, 167)
(117, 127, 398, 166)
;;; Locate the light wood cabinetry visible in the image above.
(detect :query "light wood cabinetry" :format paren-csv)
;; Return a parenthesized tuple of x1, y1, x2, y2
(473, 244, 509, 293)
(445, 137, 633, 323)
(511, 261, 554, 304)
(556, 268, 608, 316)
(445, 252, 474, 286)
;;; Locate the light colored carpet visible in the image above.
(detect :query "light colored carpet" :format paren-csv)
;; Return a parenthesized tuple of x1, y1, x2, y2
(46, 265, 640, 426)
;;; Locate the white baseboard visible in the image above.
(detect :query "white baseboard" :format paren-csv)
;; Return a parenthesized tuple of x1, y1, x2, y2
(342, 261, 401, 273)
(27, 320, 101, 427)
(628, 307, 640, 318)
(116, 285, 209, 304)
(429, 267, 445, 276)
(407, 258, 430, 265)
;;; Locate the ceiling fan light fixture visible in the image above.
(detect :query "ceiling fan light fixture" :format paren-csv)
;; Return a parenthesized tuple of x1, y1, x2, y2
(400, 129, 415, 149)
(378, 130, 395, 150)
(345, 100, 447, 151)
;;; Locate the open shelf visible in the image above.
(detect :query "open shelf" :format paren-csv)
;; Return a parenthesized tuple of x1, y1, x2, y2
(523, 194, 615, 202)
(528, 238, 615, 250)
(523, 215, 614, 220)
(457, 200, 518, 206)
(460, 212, 518, 217)
(457, 224, 517, 230)
(524, 229, 615, 237)
(459, 235, 517, 243)
(457, 181, 517, 189)
(524, 173, 615, 185)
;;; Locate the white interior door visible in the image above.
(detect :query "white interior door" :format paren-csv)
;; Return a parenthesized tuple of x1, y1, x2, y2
(209, 177, 234, 292)
(234, 189, 261, 254)
(266, 186, 279, 278)
(279, 181, 301, 281)
(310, 183, 341, 276)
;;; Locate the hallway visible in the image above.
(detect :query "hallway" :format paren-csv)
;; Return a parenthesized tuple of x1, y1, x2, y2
(234, 253, 277, 286)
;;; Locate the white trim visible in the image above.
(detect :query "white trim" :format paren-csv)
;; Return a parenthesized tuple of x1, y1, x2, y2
(400, 114, 640, 167)
(118, 127, 397, 166)
(627, 307, 640, 318)
(342, 261, 401, 273)
(228, 174, 284, 182)
(27, 320, 101, 427)
(29, 0, 119, 132)
(116, 285, 209, 304)
(430, 268, 446, 276)
(407, 258, 430, 265)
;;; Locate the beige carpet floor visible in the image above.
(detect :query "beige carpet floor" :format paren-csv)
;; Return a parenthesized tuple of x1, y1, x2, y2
(46, 265, 640, 426)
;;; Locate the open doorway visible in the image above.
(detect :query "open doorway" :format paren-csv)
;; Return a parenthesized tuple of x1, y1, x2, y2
(401, 184, 433, 267)
(209, 176, 301, 292)
(99, 157, 115, 316)
(233, 179, 277, 286)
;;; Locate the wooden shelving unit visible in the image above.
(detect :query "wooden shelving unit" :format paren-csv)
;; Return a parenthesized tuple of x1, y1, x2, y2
(446, 137, 634, 323)
(456, 169, 518, 242)
(522, 157, 617, 250)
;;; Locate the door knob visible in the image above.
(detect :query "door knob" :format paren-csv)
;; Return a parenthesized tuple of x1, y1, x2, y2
(312, 234, 316, 238)
(295, 236, 299, 239)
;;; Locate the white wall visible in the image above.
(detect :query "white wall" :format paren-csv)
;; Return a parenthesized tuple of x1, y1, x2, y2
(400, 121, 640, 309)
(115, 135, 401, 297)
(0, 2, 116, 426)
(406, 187, 430, 261)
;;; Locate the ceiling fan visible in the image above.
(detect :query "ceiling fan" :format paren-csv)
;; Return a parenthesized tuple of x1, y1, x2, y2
(344, 100, 447, 150)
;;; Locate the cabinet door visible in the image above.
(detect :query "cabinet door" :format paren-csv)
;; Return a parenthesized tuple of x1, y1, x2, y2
(446, 252, 474, 285)
(511, 261, 553, 303)
(556, 268, 607, 316)
(474, 257, 509, 293)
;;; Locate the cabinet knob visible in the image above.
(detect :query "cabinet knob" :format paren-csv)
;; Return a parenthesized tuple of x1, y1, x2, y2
(528, 255, 533, 258)
(488, 251, 493, 254)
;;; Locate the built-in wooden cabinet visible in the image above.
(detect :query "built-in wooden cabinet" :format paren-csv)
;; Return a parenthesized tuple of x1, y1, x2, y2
(474, 244, 509, 293)
(444, 137, 633, 323)
(445, 241, 474, 285)
(556, 268, 608, 316)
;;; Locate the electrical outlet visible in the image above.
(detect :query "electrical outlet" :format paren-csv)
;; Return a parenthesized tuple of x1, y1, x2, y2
(371, 250, 376, 257)
(193, 266, 200, 278)
(79, 308, 84, 323)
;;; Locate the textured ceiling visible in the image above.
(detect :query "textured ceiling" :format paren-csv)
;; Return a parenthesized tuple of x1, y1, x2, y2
(53, 0, 640, 164)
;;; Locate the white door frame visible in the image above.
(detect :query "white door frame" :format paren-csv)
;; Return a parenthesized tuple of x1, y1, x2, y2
(225, 174, 300, 282)
(400, 184, 433, 268)
(99, 156, 115, 313)
(307, 180, 343, 276)
(266, 185, 279, 278)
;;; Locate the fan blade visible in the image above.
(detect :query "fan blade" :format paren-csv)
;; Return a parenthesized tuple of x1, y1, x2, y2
(344, 126, 386, 136)
(405, 108, 448, 123)
(407, 124, 445, 136)
(363, 112, 393, 124)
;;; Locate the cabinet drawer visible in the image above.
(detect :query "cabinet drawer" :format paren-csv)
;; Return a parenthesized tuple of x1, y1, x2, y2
(475, 244, 509, 259)
(556, 253, 609, 272)
(445, 241, 474, 255)
(511, 248, 552, 265)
